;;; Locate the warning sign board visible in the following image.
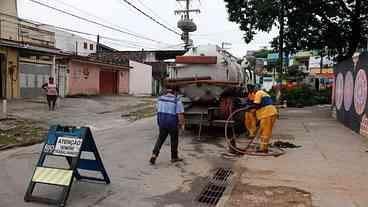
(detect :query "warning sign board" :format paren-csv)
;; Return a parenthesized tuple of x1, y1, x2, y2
(24, 126, 110, 207)
(53, 137, 83, 157)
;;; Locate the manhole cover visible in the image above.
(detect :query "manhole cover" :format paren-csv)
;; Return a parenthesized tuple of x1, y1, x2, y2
(195, 168, 234, 206)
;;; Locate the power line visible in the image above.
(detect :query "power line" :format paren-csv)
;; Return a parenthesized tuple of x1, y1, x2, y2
(27, 0, 173, 45)
(48, 20, 169, 48)
(43, 23, 182, 49)
(101, 37, 159, 50)
(1, 11, 184, 51)
(120, 0, 181, 36)
(52, 25, 182, 49)
(101, 39, 149, 49)
(48, 0, 151, 42)
(192, 29, 239, 36)
(134, 0, 179, 32)
(1, 18, 182, 50)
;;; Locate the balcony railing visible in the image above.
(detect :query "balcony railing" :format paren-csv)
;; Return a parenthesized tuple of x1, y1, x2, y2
(0, 13, 55, 48)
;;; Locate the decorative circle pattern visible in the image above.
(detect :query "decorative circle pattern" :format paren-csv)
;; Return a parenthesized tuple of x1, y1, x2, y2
(344, 71, 354, 111)
(354, 69, 367, 115)
(360, 114, 368, 137)
(335, 73, 344, 110)
(332, 78, 335, 105)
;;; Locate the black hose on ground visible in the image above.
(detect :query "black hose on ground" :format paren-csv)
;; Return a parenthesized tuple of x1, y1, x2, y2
(224, 107, 285, 157)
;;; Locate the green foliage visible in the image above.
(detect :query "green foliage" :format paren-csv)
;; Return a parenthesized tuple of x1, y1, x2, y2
(224, 0, 368, 61)
(279, 0, 368, 61)
(282, 65, 308, 82)
(223, 0, 282, 43)
(280, 86, 332, 107)
(254, 48, 274, 59)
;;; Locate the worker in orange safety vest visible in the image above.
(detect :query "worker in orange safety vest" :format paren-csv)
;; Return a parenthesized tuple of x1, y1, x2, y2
(250, 85, 278, 153)
(244, 84, 257, 139)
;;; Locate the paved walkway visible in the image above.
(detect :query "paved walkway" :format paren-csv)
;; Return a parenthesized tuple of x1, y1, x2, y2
(3, 96, 154, 131)
(229, 106, 368, 207)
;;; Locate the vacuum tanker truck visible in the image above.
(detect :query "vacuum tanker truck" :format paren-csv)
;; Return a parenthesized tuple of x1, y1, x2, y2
(166, 44, 249, 136)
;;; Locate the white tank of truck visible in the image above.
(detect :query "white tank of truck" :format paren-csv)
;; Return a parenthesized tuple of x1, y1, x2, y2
(167, 44, 247, 101)
(167, 44, 248, 127)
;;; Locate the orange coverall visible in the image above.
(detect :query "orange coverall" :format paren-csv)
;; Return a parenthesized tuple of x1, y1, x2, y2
(244, 92, 257, 138)
(254, 90, 278, 152)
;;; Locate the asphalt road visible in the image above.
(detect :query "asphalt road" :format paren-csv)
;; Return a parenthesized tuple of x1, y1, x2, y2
(0, 116, 235, 207)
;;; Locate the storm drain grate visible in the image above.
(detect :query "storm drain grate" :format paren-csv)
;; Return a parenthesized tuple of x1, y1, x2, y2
(212, 168, 233, 182)
(195, 168, 234, 206)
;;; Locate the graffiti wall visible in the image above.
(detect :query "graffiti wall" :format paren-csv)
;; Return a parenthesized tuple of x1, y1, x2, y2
(334, 52, 368, 134)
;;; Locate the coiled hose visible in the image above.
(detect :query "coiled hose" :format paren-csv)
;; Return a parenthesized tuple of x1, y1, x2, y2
(224, 107, 285, 157)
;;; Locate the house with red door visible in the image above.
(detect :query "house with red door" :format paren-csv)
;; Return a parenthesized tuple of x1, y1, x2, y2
(58, 56, 130, 96)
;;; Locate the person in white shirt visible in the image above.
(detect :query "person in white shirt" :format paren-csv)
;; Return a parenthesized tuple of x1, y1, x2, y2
(42, 77, 59, 111)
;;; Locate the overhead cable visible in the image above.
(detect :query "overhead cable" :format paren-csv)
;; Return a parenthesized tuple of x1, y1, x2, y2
(27, 0, 173, 45)
(120, 0, 181, 36)
(134, 0, 178, 32)
(48, 0, 149, 41)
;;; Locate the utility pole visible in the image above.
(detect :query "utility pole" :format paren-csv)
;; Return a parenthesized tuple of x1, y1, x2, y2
(175, 0, 200, 50)
(221, 42, 232, 50)
(96, 34, 100, 55)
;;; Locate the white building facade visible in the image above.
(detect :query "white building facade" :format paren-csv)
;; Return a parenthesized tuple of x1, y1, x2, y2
(40, 26, 97, 56)
(129, 60, 152, 96)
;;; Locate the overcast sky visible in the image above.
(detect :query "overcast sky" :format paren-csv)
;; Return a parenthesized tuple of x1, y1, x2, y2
(17, 0, 277, 57)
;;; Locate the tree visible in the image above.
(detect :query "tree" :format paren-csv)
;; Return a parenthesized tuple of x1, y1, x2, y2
(254, 48, 274, 59)
(283, 65, 307, 82)
(282, 0, 368, 61)
(224, 0, 290, 73)
(224, 0, 368, 62)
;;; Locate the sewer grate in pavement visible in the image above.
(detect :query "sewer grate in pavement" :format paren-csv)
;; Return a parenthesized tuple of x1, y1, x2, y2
(195, 168, 234, 206)
(212, 168, 233, 182)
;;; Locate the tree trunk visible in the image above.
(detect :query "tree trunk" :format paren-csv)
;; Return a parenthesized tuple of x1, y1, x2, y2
(339, 0, 362, 61)
(278, 0, 285, 75)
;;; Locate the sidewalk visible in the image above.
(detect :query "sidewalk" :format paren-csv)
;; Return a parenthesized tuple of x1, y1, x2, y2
(227, 106, 368, 207)
(2, 96, 155, 130)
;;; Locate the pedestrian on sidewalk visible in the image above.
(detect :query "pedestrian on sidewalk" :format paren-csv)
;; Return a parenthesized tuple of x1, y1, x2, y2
(42, 77, 59, 111)
(150, 88, 185, 165)
(251, 85, 278, 153)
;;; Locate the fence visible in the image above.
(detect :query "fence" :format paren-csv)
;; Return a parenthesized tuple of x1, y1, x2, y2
(334, 52, 368, 136)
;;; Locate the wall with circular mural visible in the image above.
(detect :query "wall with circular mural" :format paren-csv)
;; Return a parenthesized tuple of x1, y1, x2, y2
(354, 69, 367, 115)
(335, 73, 344, 110)
(334, 52, 368, 135)
(344, 71, 354, 111)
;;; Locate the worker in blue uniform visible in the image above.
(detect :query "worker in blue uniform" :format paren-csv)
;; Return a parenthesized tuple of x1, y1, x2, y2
(150, 88, 185, 165)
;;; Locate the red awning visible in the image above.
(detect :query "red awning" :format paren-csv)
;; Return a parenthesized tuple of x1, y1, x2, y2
(176, 56, 217, 64)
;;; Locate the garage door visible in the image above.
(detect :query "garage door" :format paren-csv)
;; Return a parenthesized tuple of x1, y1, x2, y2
(20, 62, 51, 98)
(100, 70, 117, 94)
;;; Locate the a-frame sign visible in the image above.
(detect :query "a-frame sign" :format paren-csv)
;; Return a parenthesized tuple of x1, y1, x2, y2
(24, 126, 110, 207)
